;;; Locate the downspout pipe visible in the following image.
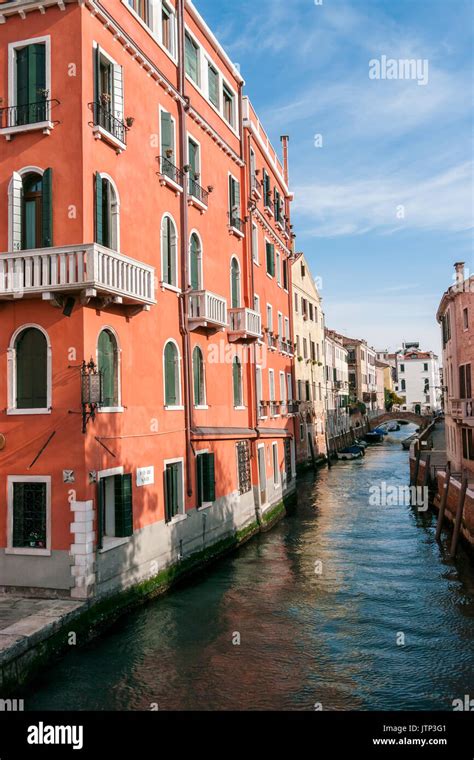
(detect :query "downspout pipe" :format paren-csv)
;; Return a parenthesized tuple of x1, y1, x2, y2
(177, 0, 194, 497)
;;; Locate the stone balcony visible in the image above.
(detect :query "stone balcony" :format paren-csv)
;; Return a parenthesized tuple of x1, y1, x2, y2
(188, 289, 227, 331)
(449, 398, 474, 424)
(228, 307, 261, 341)
(0, 243, 156, 308)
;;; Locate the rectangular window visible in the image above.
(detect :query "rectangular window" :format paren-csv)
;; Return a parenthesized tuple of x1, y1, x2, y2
(283, 258, 288, 290)
(222, 83, 235, 126)
(164, 460, 184, 520)
(236, 441, 251, 495)
(294, 292, 298, 312)
(252, 222, 259, 263)
(185, 32, 200, 85)
(98, 473, 133, 543)
(276, 250, 281, 285)
(462, 428, 474, 460)
(309, 303, 314, 320)
(266, 241, 275, 276)
(272, 442, 280, 487)
(263, 169, 271, 209)
(303, 338, 308, 359)
(161, 2, 175, 55)
(306, 381, 311, 401)
(459, 364, 472, 399)
(423, 363, 428, 372)
(284, 317, 290, 340)
(13, 41, 48, 126)
(229, 175, 241, 227)
(127, 0, 150, 24)
(399, 364, 405, 373)
(311, 341, 316, 361)
(267, 304, 273, 332)
(160, 108, 175, 177)
(269, 369, 275, 401)
(287, 373, 293, 402)
(10, 478, 49, 550)
(208, 62, 219, 108)
(463, 307, 469, 330)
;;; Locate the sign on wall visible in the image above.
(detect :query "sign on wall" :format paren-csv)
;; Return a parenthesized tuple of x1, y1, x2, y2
(136, 466, 154, 487)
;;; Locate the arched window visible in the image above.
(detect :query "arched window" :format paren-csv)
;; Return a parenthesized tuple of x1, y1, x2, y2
(95, 173, 120, 251)
(193, 346, 205, 406)
(162, 214, 178, 287)
(164, 340, 181, 407)
(9, 168, 53, 251)
(233, 356, 242, 408)
(189, 232, 202, 290)
(13, 327, 48, 410)
(230, 257, 240, 308)
(98, 329, 119, 408)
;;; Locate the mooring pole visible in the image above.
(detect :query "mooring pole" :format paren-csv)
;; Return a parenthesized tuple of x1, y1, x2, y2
(435, 461, 451, 542)
(423, 453, 431, 490)
(450, 470, 468, 558)
(412, 441, 421, 487)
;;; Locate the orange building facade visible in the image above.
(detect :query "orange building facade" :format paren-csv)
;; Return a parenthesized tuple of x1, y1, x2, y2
(0, 0, 297, 597)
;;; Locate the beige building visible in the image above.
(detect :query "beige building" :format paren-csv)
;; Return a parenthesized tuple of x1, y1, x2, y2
(337, 336, 379, 412)
(292, 253, 326, 463)
(325, 329, 350, 440)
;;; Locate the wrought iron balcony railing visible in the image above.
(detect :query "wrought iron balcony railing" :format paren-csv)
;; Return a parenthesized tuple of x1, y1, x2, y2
(157, 155, 185, 187)
(188, 176, 209, 206)
(89, 101, 128, 145)
(0, 99, 59, 129)
(228, 212, 244, 233)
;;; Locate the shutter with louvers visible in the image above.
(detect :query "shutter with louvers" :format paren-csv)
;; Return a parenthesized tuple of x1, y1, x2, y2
(98, 330, 117, 407)
(188, 139, 198, 176)
(161, 110, 173, 156)
(190, 234, 200, 290)
(9, 171, 22, 251)
(266, 242, 275, 276)
(31, 43, 46, 121)
(114, 474, 133, 537)
(95, 172, 103, 245)
(193, 347, 203, 405)
(233, 179, 240, 216)
(208, 64, 219, 107)
(185, 34, 198, 83)
(162, 216, 169, 283)
(112, 62, 124, 122)
(233, 358, 241, 407)
(42, 168, 53, 247)
(16, 328, 47, 409)
(97, 478, 105, 550)
(203, 453, 215, 503)
(93, 45, 101, 126)
(165, 342, 178, 405)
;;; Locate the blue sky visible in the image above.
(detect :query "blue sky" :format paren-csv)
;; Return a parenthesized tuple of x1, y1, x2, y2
(195, 0, 473, 355)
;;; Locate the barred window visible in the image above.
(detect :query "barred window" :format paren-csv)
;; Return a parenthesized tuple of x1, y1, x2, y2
(237, 441, 251, 495)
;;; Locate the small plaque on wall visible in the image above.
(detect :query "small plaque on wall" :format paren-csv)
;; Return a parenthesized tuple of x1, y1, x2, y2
(136, 466, 154, 487)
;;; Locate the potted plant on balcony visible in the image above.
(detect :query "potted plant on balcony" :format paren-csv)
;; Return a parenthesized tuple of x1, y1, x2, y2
(125, 116, 135, 128)
(297, 355, 303, 362)
(28, 531, 41, 548)
(100, 93, 111, 106)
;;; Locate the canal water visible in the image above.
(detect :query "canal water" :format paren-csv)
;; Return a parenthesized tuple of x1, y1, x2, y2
(26, 425, 474, 711)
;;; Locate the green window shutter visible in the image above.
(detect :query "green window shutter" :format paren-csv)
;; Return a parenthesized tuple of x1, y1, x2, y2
(16, 47, 29, 110)
(233, 179, 240, 215)
(97, 478, 105, 550)
(274, 188, 279, 220)
(114, 474, 133, 537)
(95, 172, 103, 245)
(16, 328, 47, 409)
(228, 174, 233, 215)
(188, 139, 198, 176)
(185, 34, 198, 83)
(203, 453, 215, 503)
(42, 168, 53, 247)
(98, 330, 117, 407)
(233, 358, 241, 407)
(208, 64, 219, 107)
(266, 242, 275, 276)
(231, 260, 239, 308)
(190, 234, 199, 290)
(165, 464, 180, 521)
(160, 110, 173, 156)
(165, 342, 178, 405)
(162, 217, 170, 283)
(197, 455, 204, 507)
(193, 347, 203, 405)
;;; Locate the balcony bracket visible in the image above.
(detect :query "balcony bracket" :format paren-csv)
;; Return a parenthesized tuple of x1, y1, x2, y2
(42, 292, 64, 309)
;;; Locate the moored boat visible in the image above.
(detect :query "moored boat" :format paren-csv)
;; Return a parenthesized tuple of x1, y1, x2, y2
(337, 445, 364, 460)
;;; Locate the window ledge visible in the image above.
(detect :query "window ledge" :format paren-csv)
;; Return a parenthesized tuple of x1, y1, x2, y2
(167, 513, 187, 526)
(92, 125, 126, 154)
(228, 225, 244, 239)
(234, 405, 246, 411)
(5, 547, 51, 557)
(264, 206, 274, 218)
(165, 405, 185, 411)
(159, 174, 183, 195)
(188, 194, 208, 213)
(197, 502, 213, 511)
(98, 406, 124, 414)
(99, 536, 130, 553)
(7, 408, 51, 416)
(160, 282, 181, 294)
(0, 121, 54, 140)
(194, 405, 209, 410)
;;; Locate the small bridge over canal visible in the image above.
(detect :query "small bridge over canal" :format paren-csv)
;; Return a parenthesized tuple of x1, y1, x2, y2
(370, 411, 432, 430)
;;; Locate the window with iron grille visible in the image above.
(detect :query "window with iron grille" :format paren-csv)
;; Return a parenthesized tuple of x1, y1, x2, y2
(12, 482, 47, 549)
(284, 439, 293, 483)
(237, 441, 251, 495)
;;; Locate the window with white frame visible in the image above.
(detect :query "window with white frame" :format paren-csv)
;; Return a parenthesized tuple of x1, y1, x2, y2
(222, 82, 235, 127)
(98, 328, 121, 410)
(185, 31, 200, 85)
(6, 36, 51, 130)
(95, 173, 120, 251)
(276, 250, 281, 285)
(7, 476, 51, 554)
(208, 61, 219, 108)
(9, 167, 53, 252)
(279, 371, 286, 406)
(160, 108, 177, 178)
(266, 304, 273, 332)
(8, 325, 51, 414)
(93, 45, 125, 143)
(252, 222, 259, 263)
(254, 294, 260, 313)
(125, 1, 176, 57)
(272, 442, 280, 487)
(287, 373, 293, 402)
(233, 356, 243, 407)
(164, 459, 184, 521)
(161, 214, 178, 287)
(164, 340, 182, 407)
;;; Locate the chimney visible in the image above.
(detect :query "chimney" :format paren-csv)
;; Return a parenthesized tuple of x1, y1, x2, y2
(454, 261, 465, 288)
(280, 135, 289, 185)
